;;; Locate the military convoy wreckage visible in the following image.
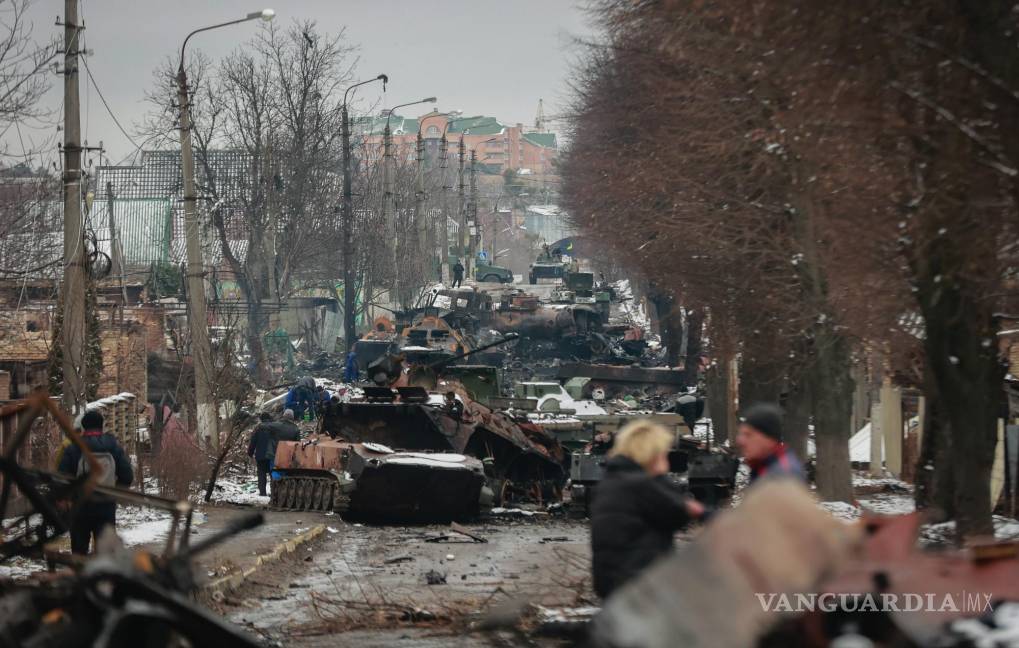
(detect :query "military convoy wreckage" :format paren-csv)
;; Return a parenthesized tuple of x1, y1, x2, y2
(269, 375, 568, 519)
(264, 273, 742, 522)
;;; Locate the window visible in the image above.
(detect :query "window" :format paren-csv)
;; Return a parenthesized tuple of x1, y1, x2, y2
(426, 125, 440, 137)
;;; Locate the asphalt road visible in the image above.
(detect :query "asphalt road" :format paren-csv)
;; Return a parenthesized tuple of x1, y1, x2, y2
(215, 510, 592, 647)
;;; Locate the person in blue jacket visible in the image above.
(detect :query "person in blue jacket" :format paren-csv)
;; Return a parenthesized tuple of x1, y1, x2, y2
(59, 410, 134, 554)
(344, 351, 359, 383)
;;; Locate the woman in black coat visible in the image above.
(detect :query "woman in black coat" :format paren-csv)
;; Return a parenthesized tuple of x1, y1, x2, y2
(590, 421, 705, 598)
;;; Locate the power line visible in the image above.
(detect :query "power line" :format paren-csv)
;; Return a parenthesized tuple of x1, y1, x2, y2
(80, 56, 143, 155)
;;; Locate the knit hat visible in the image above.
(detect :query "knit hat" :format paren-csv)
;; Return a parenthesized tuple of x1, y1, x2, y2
(740, 403, 783, 442)
(282, 409, 295, 422)
(81, 410, 104, 431)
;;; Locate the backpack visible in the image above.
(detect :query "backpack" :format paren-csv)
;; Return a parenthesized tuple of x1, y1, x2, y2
(77, 451, 117, 487)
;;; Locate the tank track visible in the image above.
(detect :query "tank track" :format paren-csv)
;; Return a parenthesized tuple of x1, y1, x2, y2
(270, 476, 350, 514)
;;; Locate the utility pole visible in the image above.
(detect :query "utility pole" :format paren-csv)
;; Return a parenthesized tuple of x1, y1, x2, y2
(341, 103, 354, 352)
(177, 61, 218, 449)
(468, 149, 478, 269)
(440, 132, 450, 283)
(106, 182, 128, 305)
(457, 135, 467, 280)
(61, 0, 86, 413)
(341, 74, 388, 352)
(382, 123, 397, 306)
(414, 130, 427, 279)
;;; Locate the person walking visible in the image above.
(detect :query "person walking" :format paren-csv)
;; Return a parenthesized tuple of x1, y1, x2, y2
(247, 412, 275, 497)
(452, 259, 465, 288)
(270, 409, 301, 447)
(58, 410, 134, 555)
(735, 402, 805, 484)
(590, 420, 705, 598)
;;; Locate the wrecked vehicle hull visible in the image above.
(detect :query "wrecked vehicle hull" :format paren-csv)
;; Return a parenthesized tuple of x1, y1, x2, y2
(271, 439, 489, 522)
(318, 396, 568, 506)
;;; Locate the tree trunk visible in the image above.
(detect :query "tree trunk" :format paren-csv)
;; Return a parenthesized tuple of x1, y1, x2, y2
(917, 270, 1000, 539)
(682, 309, 704, 386)
(811, 325, 854, 503)
(649, 290, 683, 368)
(784, 372, 811, 467)
(705, 360, 731, 445)
(739, 350, 784, 406)
(914, 380, 954, 520)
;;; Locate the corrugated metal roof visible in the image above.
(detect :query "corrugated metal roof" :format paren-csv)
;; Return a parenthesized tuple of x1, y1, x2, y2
(522, 132, 557, 149)
(89, 199, 172, 267)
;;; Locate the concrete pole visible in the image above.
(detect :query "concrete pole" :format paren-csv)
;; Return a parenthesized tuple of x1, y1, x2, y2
(440, 133, 451, 283)
(177, 65, 218, 449)
(457, 136, 466, 278)
(61, 0, 86, 413)
(382, 124, 397, 306)
(341, 104, 356, 351)
(106, 182, 128, 305)
(414, 131, 429, 279)
(469, 149, 478, 272)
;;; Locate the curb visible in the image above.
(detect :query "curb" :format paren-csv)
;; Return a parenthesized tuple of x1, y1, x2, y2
(205, 524, 326, 599)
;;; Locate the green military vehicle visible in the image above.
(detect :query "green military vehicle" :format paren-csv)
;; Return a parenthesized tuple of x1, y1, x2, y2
(475, 260, 514, 284)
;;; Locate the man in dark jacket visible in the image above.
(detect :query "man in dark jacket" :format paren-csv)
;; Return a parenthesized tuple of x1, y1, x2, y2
(452, 260, 465, 288)
(58, 410, 134, 555)
(736, 402, 806, 484)
(591, 420, 704, 598)
(247, 412, 275, 496)
(268, 409, 301, 452)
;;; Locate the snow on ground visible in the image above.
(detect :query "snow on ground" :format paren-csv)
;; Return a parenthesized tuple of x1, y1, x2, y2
(0, 503, 207, 580)
(208, 473, 270, 507)
(817, 472, 1019, 547)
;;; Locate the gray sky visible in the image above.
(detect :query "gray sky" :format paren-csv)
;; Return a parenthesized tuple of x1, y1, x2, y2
(15, 0, 592, 166)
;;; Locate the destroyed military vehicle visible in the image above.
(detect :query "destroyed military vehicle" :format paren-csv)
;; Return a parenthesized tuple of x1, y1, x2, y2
(570, 427, 739, 514)
(270, 438, 490, 521)
(316, 385, 568, 506)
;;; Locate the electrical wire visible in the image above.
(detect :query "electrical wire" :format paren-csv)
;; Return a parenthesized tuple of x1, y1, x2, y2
(81, 57, 143, 156)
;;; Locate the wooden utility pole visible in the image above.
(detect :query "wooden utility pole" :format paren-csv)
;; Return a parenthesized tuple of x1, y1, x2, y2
(61, 0, 86, 412)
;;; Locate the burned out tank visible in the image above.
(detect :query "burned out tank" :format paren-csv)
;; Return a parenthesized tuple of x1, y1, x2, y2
(317, 386, 568, 506)
(271, 437, 489, 521)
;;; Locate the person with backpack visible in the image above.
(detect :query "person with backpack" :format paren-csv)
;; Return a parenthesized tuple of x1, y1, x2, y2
(58, 410, 134, 555)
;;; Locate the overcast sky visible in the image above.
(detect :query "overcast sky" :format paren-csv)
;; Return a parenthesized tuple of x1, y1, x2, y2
(14, 0, 592, 166)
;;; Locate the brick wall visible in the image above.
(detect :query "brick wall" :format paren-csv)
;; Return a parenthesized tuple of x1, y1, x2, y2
(99, 324, 147, 404)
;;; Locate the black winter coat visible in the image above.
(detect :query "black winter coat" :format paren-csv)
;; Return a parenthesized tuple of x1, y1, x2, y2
(247, 424, 274, 461)
(58, 431, 134, 516)
(590, 455, 690, 598)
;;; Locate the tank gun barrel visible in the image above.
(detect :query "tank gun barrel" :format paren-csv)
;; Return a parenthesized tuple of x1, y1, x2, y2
(425, 333, 519, 370)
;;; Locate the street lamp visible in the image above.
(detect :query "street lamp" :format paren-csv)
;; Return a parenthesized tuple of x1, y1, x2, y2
(341, 74, 388, 352)
(177, 8, 275, 450)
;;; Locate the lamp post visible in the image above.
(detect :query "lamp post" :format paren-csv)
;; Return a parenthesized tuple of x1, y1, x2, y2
(177, 8, 274, 450)
(381, 98, 435, 308)
(341, 74, 388, 353)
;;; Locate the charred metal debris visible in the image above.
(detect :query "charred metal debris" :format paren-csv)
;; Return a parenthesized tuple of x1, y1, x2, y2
(260, 272, 737, 524)
(0, 392, 263, 648)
